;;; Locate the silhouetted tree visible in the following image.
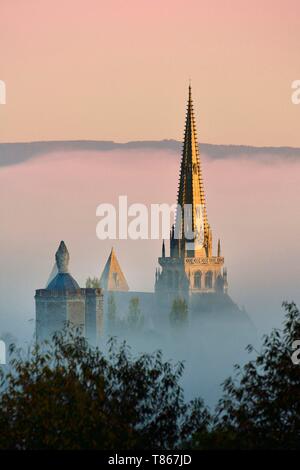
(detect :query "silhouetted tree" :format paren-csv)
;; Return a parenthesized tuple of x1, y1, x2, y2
(127, 297, 144, 331)
(170, 298, 188, 327)
(193, 302, 300, 449)
(0, 327, 209, 449)
(86, 277, 100, 288)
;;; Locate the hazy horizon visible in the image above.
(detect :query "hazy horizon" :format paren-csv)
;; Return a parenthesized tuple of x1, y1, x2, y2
(1, 139, 300, 169)
(1, 144, 299, 342)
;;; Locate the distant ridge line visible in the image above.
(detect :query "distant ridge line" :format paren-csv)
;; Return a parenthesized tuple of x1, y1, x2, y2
(1, 139, 300, 168)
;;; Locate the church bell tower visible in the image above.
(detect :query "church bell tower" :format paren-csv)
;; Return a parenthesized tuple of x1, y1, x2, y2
(155, 85, 228, 301)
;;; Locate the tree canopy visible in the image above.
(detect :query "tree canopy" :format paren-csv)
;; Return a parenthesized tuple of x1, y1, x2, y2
(193, 302, 300, 449)
(1, 302, 300, 449)
(0, 327, 208, 450)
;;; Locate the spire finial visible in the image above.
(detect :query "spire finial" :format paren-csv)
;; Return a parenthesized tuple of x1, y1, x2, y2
(55, 241, 69, 273)
(188, 79, 192, 102)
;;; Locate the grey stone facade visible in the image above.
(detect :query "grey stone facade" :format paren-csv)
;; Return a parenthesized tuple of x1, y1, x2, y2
(35, 242, 103, 343)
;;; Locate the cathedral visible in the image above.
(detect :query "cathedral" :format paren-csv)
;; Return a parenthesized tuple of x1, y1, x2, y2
(35, 85, 246, 341)
(155, 85, 228, 305)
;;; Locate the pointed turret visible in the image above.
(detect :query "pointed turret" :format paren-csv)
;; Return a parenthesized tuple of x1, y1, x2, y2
(100, 248, 129, 292)
(47, 241, 80, 291)
(217, 239, 221, 257)
(56, 241, 69, 273)
(175, 84, 209, 257)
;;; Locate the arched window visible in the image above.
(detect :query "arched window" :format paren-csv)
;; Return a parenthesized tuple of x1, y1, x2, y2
(194, 271, 202, 289)
(167, 270, 173, 288)
(205, 271, 213, 289)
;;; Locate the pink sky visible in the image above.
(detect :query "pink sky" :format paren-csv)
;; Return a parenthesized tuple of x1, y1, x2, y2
(0, 0, 300, 146)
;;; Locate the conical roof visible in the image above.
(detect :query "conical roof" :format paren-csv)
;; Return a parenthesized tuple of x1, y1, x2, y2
(100, 248, 129, 291)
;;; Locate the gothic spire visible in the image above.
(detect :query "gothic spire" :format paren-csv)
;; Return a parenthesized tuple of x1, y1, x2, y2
(175, 84, 209, 256)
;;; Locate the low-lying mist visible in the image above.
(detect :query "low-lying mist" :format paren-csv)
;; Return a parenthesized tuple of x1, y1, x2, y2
(0, 145, 299, 403)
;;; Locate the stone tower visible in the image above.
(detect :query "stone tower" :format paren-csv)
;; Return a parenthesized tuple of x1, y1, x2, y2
(99, 247, 129, 292)
(155, 85, 228, 303)
(35, 241, 103, 343)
